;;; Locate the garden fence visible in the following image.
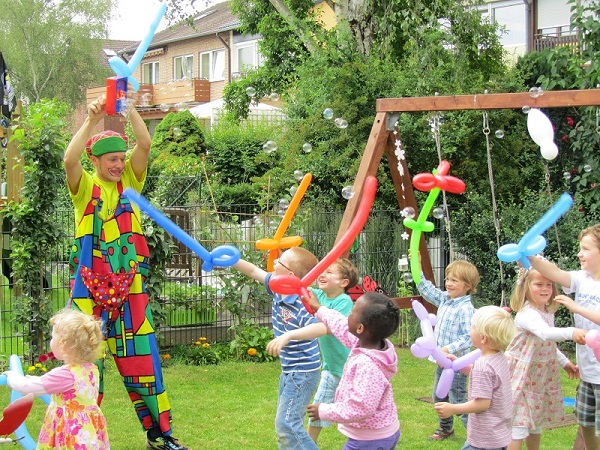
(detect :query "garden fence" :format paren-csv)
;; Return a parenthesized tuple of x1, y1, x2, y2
(0, 201, 447, 357)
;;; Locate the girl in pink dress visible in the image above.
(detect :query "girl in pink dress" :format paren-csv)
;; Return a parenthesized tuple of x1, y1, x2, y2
(505, 267, 586, 450)
(5, 309, 109, 449)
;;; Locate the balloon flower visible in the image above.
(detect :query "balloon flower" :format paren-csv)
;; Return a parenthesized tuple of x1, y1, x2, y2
(585, 329, 600, 362)
(109, 1, 167, 92)
(0, 355, 50, 449)
(410, 300, 481, 398)
(269, 176, 378, 314)
(256, 173, 312, 272)
(123, 188, 240, 272)
(404, 161, 465, 284)
(497, 193, 573, 269)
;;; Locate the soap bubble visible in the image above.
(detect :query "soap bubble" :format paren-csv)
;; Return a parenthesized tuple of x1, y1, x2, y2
(563, 171, 571, 180)
(495, 129, 505, 139)
(401, 206, 415, 219)
(335, 118, 348, 129)
(341, 185, 355, 200)
(252, 215, 263, 225)
(172, 127, 182, 136)
(246, 86, 256, 97)
(302, 142, 312, 153)
(159, 103, 170, 112)
(522, 105, 531, 114)
(529, 87, 540, 98)
(269, 92, 280, 101)
(289, 185, 298, 196)
(323, 108, 334, 119)
(402, 272, 414, 283)
(398, 255, 409, 271)
(278, 198, 290, 210)
(432, 207, 444, 219)
(293, 170, 304, 181)
(277, 209, 286, 218)
(175, 102, 188, 111)
(584, 164, 592, 173)
(263, 141, 277, 154)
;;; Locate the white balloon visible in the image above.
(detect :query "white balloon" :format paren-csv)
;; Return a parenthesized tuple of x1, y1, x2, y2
(540, 141, 558, 160)
(527, 108, 555, 146)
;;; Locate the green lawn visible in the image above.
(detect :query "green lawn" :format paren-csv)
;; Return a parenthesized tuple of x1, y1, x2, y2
(2, 348, 579, 449)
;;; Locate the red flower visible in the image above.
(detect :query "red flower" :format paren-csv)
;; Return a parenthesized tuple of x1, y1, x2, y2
(572, 168, 578, 173)
(592, 183, 597, 189)
(567, 117, 575, 127)
(38, 354, 48, 363)
(562, 135, 568, 142)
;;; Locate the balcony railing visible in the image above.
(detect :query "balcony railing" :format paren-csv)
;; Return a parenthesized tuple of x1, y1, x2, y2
(534, 25, 579, 52)
(86, 78, 210, 113)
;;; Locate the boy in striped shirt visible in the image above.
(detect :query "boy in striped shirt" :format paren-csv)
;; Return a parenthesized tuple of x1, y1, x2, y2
(233, 247, 320, 450)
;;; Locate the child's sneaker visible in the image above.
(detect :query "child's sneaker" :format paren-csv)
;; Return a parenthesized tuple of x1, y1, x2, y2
(428, 427, 454, 440)
(146, 435, 189, 450)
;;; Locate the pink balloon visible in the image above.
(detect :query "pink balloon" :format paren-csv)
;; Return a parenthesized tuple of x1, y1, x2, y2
(586, 329, 600, 348)
(436, 368, 455, 398)
(412, 299, 430, 321)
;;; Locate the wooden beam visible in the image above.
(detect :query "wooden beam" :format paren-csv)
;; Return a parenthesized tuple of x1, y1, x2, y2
(385, 131, 436, 286)
(377, 89, 600, 112)
(334, 112, 389, 252)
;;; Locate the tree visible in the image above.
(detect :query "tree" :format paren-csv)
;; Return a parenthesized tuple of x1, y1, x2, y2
(0, 0, 115, 104)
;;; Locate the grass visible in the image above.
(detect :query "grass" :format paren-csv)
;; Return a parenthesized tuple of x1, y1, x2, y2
(1, 348, 579, 449)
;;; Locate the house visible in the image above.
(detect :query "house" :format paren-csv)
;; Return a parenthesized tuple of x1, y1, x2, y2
(85, 1, 269, 134)
(84, 0, 583, 133)
(479, 0, 579, 59)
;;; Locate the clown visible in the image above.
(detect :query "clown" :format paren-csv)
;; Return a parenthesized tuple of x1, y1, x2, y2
(63, 95, 188, 450)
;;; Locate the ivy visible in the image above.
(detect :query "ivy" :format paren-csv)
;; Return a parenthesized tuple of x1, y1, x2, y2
(7, 99, 70, 361)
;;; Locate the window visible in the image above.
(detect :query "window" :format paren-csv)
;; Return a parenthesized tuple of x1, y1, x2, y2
(174, 54, 193, 80)
(199, 50, 225, 81)
(142, 61, 159, 85)
(233, 40, 263, 73)
(480, 1, 527, 47)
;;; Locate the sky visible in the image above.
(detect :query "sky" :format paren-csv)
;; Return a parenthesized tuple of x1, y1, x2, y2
(108, 0, 224, 41)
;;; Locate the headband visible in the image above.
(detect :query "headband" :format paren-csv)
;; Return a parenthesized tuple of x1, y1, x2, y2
(85, 130, 128, 157)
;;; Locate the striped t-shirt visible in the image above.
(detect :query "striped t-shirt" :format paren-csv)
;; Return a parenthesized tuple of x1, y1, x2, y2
(466, 351, 512, 448)
(265, 273, 321, 374)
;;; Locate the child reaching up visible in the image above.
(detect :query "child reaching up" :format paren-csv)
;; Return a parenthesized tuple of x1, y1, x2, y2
(233, 247, 321, 450)
(506, 267, 585, 450)
(266, 258, 359, 444)
(435, 305, 515, 450)
(304, 291, 401, 450)
(417, 260, 480, 440)
(528, 224, 600, 450)
(5, 309, 109, 449)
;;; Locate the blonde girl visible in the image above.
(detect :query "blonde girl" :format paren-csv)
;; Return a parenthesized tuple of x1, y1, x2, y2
(5, 309, 109, 449)
(505, 266, 585, 450)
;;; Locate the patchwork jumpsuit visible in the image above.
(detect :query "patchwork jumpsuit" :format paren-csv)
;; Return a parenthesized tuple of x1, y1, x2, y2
(68, 182, 173, 436)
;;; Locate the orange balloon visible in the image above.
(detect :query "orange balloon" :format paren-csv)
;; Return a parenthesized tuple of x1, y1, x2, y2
(255, 173, 312, 271)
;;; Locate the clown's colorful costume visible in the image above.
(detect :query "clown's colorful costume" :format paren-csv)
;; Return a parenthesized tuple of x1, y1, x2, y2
(68, 155, 173, 437)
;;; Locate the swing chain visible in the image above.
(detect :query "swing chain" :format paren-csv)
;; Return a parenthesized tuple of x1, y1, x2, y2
(482, 111, 491, 135)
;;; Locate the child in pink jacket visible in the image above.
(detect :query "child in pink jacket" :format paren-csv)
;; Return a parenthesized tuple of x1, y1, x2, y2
(305, 291, 401, 449)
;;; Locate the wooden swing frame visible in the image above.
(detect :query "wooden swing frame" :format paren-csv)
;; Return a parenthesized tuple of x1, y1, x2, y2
(336, 89, 600, 310)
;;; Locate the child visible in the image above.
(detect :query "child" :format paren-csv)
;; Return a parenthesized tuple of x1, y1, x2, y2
(233, 247, 321, 450)
(4, 309, 109, 449)
(266, 258, 359, 444)
(417, 260, 480, 440)
(528, 224, 600, 450)
(304, 291, 401, 449)
(506, 266, 585, 450)
(435, 305, 515, 450)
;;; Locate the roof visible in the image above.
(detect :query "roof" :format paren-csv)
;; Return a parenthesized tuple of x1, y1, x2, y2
(100, 39, 137, 69)
(122, 1, 239, 54)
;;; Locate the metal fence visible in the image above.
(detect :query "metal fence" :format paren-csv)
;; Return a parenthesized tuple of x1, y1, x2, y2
(0, 202, 447, 356)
